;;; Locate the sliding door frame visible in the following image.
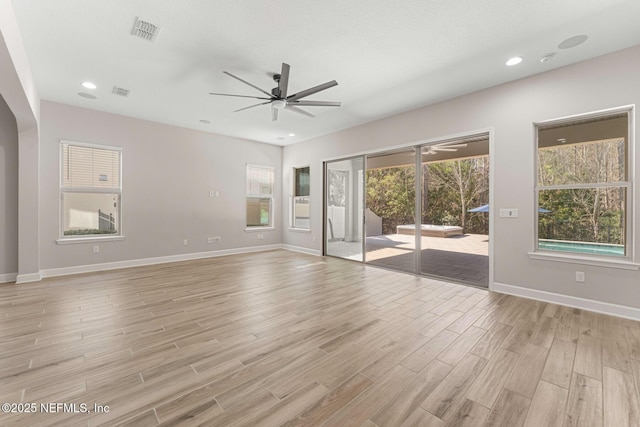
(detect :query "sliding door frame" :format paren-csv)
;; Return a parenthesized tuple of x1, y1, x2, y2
(323, 155, 367, 262)
(321, 128, 495, 289)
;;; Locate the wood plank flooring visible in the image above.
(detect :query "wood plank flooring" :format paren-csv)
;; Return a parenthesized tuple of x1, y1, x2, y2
(1, 250, 640, 426)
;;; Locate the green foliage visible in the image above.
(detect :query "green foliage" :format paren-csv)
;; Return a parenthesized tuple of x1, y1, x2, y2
(366, 156, 490, 235)
(367, 167, 415, 234)
(538, 188, 624, 244)
(538, 138, 626, 245)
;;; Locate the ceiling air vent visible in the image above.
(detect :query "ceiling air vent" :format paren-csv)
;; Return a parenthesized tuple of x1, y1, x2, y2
(131, 17, 160, 42)
(112, 86, 130, 97)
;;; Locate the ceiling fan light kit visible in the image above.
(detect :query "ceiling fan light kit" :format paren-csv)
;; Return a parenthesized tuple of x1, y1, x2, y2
(210, 62, 341, 121)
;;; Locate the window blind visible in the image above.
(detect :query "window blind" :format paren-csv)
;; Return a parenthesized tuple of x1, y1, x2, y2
(246, 165, 273, 196)
(62, 144, 120, 189)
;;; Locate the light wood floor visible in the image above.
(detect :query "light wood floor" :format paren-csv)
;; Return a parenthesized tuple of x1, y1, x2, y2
(1, 250, 639, 426)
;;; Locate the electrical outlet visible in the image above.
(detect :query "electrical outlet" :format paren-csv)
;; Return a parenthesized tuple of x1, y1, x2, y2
(257, 234, 264, 240)
(213, 236, 221, 242)
(312, 235, 316, 243)
(209, 190, 214, 197)
(207, 237, 213, 244)
(183, 239, 188, 246)
(93, 245, 99, 254)
(576, 271, 586, 283)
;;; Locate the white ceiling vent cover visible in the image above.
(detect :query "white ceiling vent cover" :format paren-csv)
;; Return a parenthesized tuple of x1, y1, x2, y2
(131, 17, 160, 42)
(112, 86, 130, 97)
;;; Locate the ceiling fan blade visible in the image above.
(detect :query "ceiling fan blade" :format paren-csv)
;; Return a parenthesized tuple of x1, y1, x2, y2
(287, 80, 338, 102)
(288, 100, 341, 107)
(285, 105, 315, 118)
(223, 71, 273, 97)
(233, 101, 271, 113)
(278, 63, 290, 98)
(210, 92, 271, 100)
(271, 105, 279, 121)
(436, 143, 468, 148)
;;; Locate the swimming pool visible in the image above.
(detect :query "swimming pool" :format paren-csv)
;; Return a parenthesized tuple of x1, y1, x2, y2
(538, 239, 625, 257)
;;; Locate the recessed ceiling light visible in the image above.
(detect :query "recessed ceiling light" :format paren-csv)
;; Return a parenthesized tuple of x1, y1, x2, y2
(199, 119, 211, 124)
(506, 56, 523, 66)
(78, 92, 97, 99)
(276, 137, 285, 140)
(82, 81, 97, 89)
(288, 133, 295, 137)
(540, 53, 556, 63)
(558, 35, 588, 50)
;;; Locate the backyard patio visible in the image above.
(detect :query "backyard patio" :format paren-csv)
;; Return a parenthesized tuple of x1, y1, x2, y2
(328, 233, 489, 287)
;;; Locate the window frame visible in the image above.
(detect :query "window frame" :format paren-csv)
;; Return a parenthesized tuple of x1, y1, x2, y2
(57, 140, 123, 244)
(290, 165, 311, 231)
(245, 164, 275, 230)
(531, 106, 637, 268)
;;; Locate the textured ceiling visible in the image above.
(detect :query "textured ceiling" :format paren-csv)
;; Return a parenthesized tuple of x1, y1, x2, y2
(10, 0, 640, 145)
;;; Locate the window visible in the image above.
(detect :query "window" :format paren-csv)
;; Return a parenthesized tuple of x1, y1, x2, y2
(535, 109, 632, 258)
(292, 166, 310, 229)
(60, 141, 122, 239)
(246, 164, 274, 228)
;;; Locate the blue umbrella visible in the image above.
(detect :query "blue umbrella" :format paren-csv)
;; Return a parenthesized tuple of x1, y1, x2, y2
(467, 204, 551, 213)
(467, 204, 489, 213)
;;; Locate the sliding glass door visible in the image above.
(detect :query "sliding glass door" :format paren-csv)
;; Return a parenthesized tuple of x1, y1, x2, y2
(325, 156, 365, 261)
(323, 135, 489, 288)
(420, 137, 490, 287)
(365, 149, 417, 273)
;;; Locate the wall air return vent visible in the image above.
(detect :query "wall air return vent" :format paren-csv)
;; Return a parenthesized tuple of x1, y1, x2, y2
(112, 86, 130, 97)
(131, 17, 160, 42)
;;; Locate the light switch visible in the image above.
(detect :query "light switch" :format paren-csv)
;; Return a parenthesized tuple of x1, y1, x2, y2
(499, 208, 518, 218)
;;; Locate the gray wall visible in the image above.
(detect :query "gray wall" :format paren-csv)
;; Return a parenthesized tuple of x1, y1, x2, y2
(39, 101, 282, 270)
(282, 45, 640, 309)
(0, 94, 18, 276)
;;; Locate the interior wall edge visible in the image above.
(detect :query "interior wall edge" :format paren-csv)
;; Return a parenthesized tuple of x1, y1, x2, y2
(281, 244, 322, 257)
(492, 281, 640, 321)
(39, 244, 284, 280)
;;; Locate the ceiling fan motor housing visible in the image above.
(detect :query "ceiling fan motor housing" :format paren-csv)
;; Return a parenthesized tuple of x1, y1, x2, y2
(271, 73, 282, 97)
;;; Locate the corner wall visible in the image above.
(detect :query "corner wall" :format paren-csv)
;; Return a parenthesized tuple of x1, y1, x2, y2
(282, 44, 640, 313)
(39, 101, 282, 271)
(0, 94, 18, 280)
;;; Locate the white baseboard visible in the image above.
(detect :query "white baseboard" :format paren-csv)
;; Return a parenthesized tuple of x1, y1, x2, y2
(0, 272, 18, 283)
(492, 281, 640, 321)
(15, 272, 41, 284)
(281, 244, 322, 257)
(40, 244, 284, 279)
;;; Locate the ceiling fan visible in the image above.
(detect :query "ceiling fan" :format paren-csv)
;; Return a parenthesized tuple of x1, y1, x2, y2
(210, 62, 341, 121)
(423, 143, 468, 155)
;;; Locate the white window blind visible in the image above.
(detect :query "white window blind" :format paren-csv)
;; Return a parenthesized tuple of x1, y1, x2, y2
(246, 165, 273, 196)
(62, 144, 120, 189)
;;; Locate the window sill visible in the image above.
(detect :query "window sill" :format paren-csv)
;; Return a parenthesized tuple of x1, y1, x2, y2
(57, 235, 125, 245)
(245, 227, 275, 233)
(528, 251, 640, 270)
(288, 228, 311, 233)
